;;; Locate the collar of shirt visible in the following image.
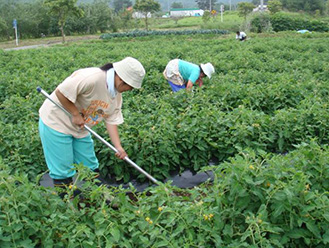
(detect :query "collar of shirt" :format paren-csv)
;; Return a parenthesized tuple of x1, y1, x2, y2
(106, 68, 117, 99)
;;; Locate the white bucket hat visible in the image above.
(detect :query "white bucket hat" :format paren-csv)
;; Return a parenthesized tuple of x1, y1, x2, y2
(113, 57, 145, 89)
(200, 63, 215, 79)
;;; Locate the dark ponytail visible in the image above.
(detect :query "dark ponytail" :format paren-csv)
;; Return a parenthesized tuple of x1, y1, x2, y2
(100, 63, 113, 71)
(199, 65, 204, 74)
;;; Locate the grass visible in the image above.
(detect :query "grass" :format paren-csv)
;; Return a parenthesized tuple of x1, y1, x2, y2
(0, 34, 100, 50)
(149, 11, 243, 30)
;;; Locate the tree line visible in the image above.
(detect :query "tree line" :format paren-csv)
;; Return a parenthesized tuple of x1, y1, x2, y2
(0, 0, 328, 41)
(0, 0, 155, 41)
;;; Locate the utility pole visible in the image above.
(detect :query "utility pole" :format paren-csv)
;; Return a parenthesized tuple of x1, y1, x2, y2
(229, 0, 232, 11)
(260, 0, 264, 11)
(13, 19, 18, 46)
(220, 5, 224, 22)
(210, 0, 212, 11)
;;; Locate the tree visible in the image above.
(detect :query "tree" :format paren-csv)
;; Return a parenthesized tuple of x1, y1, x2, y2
(195, 0, 218, 10)
(113, 0, 133, 13)
(280, 0, 325, 14)
(92, 0, 116, 32)
(267, 0, 282, 14)
(17, 1, 51, 39)
(202, 10, 211, 23)
(0, 16, 7, 39)
(171, 16, 183, 24)
(44, 0, 84, 43)
(0, 0, 18, 40)
(252, 0, 269, 5)
(134, 0, 161, 30)
(66, 0, 118, 34)
(119, 7, 135, 31)
(309, 0, 325, 14)
(171, 2, 183, 8)
(237, 2, 255, 20)
(0, 0, 50, 40)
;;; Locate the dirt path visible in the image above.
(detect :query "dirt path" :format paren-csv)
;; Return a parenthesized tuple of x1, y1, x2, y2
(1, 35, 100, 51)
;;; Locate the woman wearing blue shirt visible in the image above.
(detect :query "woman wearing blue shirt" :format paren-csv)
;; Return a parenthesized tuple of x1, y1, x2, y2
(163, 59, 215, 92)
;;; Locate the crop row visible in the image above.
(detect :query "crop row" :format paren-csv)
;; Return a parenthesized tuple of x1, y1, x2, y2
(100, 29, 229, 39)
(1, 141, 328, 246)
(1, 33, 329, 181)
(1, 32, 329, 247)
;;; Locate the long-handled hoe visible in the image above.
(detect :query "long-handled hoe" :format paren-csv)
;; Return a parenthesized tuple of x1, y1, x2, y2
(36, 86, 159, 187)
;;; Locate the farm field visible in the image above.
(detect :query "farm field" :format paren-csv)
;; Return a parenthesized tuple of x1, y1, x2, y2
(0, 32, 329, 247)
(0, 12, 241, 50)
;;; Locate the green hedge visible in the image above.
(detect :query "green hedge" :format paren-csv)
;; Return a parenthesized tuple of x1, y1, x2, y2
(250, 12, 329, 33)
(270, 12, 329, 32)
(100, 29, 229, 39)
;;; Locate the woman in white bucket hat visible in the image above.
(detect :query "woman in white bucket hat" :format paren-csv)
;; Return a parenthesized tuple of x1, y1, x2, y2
(163, 59, 215, 92)
(38, 57, 145, 195)
(236, 31, 247, 41)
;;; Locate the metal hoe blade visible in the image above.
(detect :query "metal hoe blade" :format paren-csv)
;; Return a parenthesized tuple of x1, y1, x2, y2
(36, 86, 159, 185)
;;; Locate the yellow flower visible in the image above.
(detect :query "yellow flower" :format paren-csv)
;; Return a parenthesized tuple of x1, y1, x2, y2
(135, 210, 141, 215)
(145, 217, 153, 224)
(69, 185, 77, 190)
(203, 214, 214, 221)
(249, 165, 254, 170)
(252, 123, 260, 128)
(158, 206, 163, 212)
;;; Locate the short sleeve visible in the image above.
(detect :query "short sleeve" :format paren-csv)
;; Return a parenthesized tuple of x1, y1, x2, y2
(57, 69, 95, 103)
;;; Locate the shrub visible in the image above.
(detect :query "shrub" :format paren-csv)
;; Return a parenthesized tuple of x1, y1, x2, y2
(270, 12, 329, 32)
(250, 13, 272, 33)
(100, 29, 229, 39)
